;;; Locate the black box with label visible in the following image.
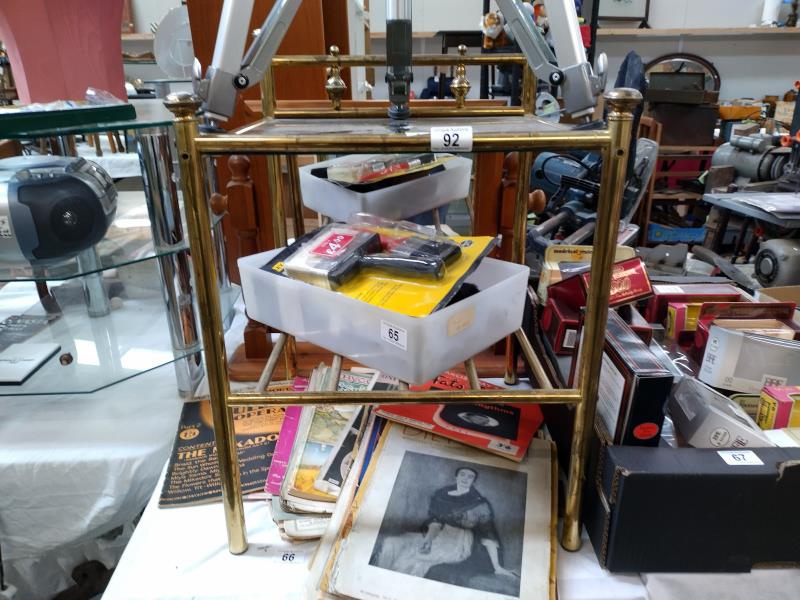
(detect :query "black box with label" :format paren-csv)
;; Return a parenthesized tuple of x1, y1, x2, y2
(569, 310, 673, 446)
(585, 436, 800, 572)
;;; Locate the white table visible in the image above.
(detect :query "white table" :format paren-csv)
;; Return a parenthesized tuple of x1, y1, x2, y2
(106, 482, 800, 600)
(0, 362, 184, 599)
(102, 307, 800, 600)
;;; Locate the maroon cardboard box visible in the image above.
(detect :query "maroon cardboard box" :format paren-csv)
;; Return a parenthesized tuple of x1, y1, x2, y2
(569, 310, 673, 446)
(691, 301, 799, 362)
(548, 256, 653, 312)
(644, 283, 746, 324)
(618, 305, 653, 346)
(544, 301, 652, 356)
(541, 297, 581, 355)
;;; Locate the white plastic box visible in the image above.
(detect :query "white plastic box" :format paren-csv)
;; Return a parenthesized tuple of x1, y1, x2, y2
(238, 248, 529, 384)
(299, 155, 472, 221)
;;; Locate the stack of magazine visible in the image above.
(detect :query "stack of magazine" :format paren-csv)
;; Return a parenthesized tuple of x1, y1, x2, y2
(159, 367, 554, 598)
(266, 364, 382, 540)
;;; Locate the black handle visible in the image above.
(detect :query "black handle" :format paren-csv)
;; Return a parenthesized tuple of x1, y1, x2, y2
(361, 253, 445, 279)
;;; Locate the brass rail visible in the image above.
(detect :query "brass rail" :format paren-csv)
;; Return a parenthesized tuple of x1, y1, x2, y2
(194, 130, 611, 155)
(271, 53, 527, 67)
(227, 388, 582, 407)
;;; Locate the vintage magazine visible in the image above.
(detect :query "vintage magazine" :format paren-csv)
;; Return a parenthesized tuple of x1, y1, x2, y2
(282, 404, 358, 507)
(375, 372, 544, 461)
(319, 424, 555, 600)
(313, 406, 368, 496)
(307, 412, 382, 599)
(280, 368, 376, 513)
(158, 380, 296, 507)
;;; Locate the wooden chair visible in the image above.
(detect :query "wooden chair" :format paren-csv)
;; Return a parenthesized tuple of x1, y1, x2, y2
(634, 116, 662, 245)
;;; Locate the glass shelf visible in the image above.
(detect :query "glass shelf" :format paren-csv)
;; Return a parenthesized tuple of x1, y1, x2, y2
(1, 99, 174, 139)
(0, 257, 201, 396)
(220, 283, 242, 328)
(235, 114, 568, 138)
(200, 114, 608, 155)
(0, 190, 188, 282)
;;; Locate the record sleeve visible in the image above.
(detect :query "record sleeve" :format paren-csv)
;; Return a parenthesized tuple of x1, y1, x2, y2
(375, 372, 544, 461)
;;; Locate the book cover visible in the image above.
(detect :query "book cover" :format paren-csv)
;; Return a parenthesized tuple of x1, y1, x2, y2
(263, 376, 310, 495)
(375, 372, 544, 461)
(158, 381, 295, 507)
(0, 342, 60, 384)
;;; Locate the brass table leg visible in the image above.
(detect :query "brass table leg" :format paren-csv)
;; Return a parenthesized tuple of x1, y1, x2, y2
(166, 93, 248, 554)
(562, 89, 642, 552)
(505, 150, 533, 385)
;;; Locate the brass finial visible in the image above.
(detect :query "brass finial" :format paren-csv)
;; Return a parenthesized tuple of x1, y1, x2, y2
(163, 91, 202, 118)
(325, 45, 347, 110)
(450, 44, 471, 109)
(604, 88, 643, 118)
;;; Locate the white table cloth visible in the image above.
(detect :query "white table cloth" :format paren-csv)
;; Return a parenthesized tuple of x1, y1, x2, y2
(0, 362, 184, 598)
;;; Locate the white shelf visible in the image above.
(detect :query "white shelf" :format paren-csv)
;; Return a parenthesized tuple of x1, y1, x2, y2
(597, 27, 800, 39)
(0, 260, 200, 396)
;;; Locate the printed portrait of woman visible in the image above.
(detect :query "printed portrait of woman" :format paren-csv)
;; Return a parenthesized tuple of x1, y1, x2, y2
(369, 452, 526, 597)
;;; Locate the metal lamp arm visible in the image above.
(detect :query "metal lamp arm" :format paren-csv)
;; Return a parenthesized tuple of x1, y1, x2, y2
(495, 0, 562, 83)
(197, 0, 302, 120)
(496, 0, 607, 119)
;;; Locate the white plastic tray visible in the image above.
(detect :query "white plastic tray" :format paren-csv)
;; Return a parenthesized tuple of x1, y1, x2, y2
(239, 248, 528, 384)
(299, 155, 472, 221)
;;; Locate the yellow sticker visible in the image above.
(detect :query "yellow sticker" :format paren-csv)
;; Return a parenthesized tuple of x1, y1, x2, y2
(447, 305, 476, 337)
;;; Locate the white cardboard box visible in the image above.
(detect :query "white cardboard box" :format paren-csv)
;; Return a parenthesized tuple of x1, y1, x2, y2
(670, 377, 774, 449)
(239, 248, 528, 384)
(299, 155, 472, 221)
(699, 325, 800, 394)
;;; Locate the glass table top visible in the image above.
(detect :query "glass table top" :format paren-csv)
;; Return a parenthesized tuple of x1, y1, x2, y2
(1, 99, 175, 139)
(201, 114, 608, 154)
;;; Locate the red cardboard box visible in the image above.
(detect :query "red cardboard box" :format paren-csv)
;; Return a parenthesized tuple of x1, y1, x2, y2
(692, 302, 799, 361)
(541, 297, 581, 355)
(618, 305, 653, 346)
(543, 301, 652, 356)
(666, 302, 702, 341)
(645, 284, 746, 324)
(581, 256, 654, 307)
(549, 256, 653, 312)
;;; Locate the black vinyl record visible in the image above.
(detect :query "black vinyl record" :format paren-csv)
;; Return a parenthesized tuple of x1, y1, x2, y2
(435, 403, 521, 440)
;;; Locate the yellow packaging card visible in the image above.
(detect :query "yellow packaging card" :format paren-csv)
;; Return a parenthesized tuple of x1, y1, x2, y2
(667, 306, 678, 340)
(333, 234, 496, 318)
(268, 226, 496, 318)
(756, 391, 778, 429)
(789, 395, 800, 428)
